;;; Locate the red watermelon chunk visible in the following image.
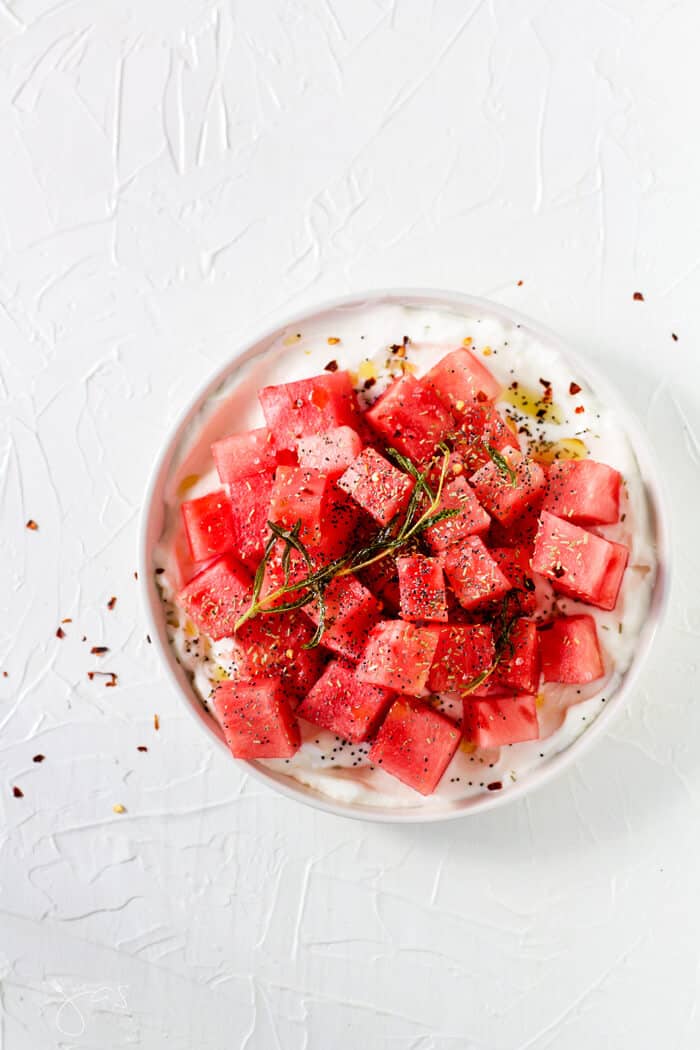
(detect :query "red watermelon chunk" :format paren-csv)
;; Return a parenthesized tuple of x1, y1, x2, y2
(297, 425, 363, 478)
(213, 678, 301, 759)
(177, 554, 252, 640)
(172, 526, 217, 590)
(487, 489, 545, 549)
(543, 459, 621, 526)
(259, 370, 360, 450)
(297, 660, 394, 742)
(365, 374, 454, 465)
(443, 536, 512, 611)
(492, 619, 540, 695)
(357, 621, 439, 695)
(228, 472, 275, 568)
(232, 610, 325, 700)
(594, 540, 629, 611)
(304, 574, 381, 661)
(397, 555, 448, 623)
(488, 546, 538, 615)
(470, 450, 546, 526)
(423, 348, 502, 411)
(423, 476, 490, 552)
(532, 511, 628, 609)
(212, 427, 276, 485)
(369, 698, 460, 795)
(181, 490, 236, 563)
(539, 614, 605, 683)
(450, 402, 519, 473)
(462, 694, 539, 748)
(269, 466, 329, 548)
(427, 624, 495, 692)
(338, 447, 415, 526)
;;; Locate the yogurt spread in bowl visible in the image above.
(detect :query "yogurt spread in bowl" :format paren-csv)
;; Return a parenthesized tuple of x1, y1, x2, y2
(152, 297, 658, 810)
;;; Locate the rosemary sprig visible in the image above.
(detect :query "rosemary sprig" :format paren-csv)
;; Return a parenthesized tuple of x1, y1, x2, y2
(484, 441, 518, 487)
(233, 444, 459, 645)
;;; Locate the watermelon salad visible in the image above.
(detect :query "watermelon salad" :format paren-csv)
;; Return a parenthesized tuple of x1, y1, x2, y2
(155, 302, 656, 808)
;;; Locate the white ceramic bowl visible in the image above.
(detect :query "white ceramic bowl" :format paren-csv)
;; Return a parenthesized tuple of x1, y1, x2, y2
(140, 289, 670, 822)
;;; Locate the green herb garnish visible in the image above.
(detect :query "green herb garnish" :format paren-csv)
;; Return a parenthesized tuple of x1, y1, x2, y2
(484, 442, 518, 487)
(234, 445, 459, 646)
(461, 590, 521, 696)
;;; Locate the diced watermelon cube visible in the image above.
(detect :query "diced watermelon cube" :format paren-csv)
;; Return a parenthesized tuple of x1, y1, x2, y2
(532, 511, 628, 609)
(177, 554, 252, 641)
(488, 546, 537, 615)
(443, 536, 512, 611)
(451, 401, 520, 471)
(539, 615, 605, 683)
(232, 610, 325, 700)
(180, 490, 236, 563)
(427, 624, 495, 692)
(297, 660, 394, 742)
(297, 426, 363, 478)
(462, 694, 539, 748)
(422, 348, 503, 411)
(493, 618, 540, 695)
(304, 574, 381, 661)
(357, 621, 439, 695)
(543, 459, 621, 526)
(172, 525, 216, 590)
(269, 466, 329, 548)
(338, 447, 415, 526)
(368, 698, 460, 795)
(397, 555, 448, 623)
(594, 540, 629, 611)
(365, 374, 454, 465)
(228, 472, 275, 568)
(487, 490, 545, 549)
(470, 450, 546, 526)
(213, 677, 301, 759)
(423, 476, 490, 552)
(211, 427, 277, 485)
(259, 371, 360, 450)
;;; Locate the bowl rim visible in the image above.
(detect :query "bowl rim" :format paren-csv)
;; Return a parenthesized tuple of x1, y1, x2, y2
(139, 287, 671, 823)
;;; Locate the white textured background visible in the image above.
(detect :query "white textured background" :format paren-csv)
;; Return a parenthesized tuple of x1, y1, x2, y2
(0, 1, 698, 1046)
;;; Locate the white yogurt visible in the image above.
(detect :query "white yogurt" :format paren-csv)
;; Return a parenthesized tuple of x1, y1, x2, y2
(153, 302, 657, 808)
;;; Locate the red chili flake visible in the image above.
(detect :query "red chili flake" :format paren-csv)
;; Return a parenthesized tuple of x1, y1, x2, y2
(154, 713, 160, 731)
(137, 745, 148, 753)
(107, 596, 117, 610)
(569, 381, 582, 395)
(26, 519, 39, 531)
(633, 291, 644, 301)
(672, 333, 678, 342)
(363, 377, 376, 391)
(61, 617, 72, 624)
(324, 359, 339, 372)
(574, 405, 585, 415)
(2, 671, 8, 678)
(56, 627, 65, 639)
(538, 377, 551, 388)
(33, 754, 45, 763)
(87, 671, 118, 687)
(133, 571, 138, 580)
(517, 280, 523, 286)
(90, 646, 109, 655)
(12, 786, 23, 798)
(475, 390, 489, 403)
(487, 781, 502, 791)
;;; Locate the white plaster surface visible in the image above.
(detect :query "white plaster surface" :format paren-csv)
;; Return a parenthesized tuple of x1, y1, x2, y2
(0, 1, 697, 1046)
